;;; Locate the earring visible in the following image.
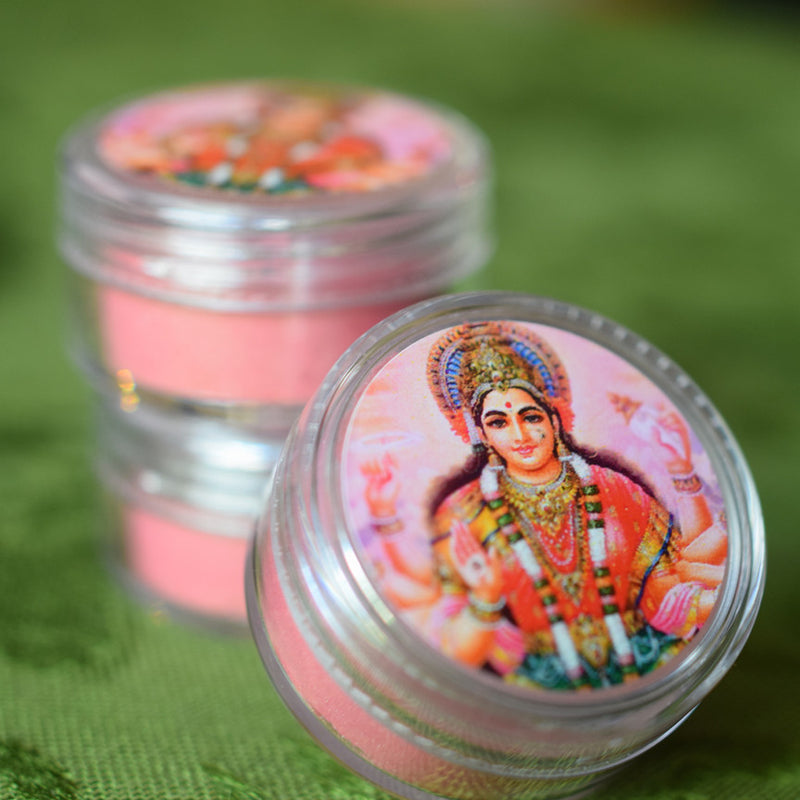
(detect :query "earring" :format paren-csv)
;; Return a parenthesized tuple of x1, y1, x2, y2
(486, 444, 503, 469)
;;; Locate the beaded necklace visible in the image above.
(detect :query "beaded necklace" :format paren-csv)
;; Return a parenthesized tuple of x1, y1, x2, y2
(515, 511, 586, 606)
(500, 466, 580, 573)
(480, 454, 638, 686)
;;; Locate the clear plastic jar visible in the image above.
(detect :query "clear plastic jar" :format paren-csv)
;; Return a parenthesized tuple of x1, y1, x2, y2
(247, 292, 764, 799)
(96, 399, 281, 627)
(59, 81, 491, 430)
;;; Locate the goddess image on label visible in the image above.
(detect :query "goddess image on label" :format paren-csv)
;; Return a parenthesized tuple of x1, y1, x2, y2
(344, 321, 728, 691)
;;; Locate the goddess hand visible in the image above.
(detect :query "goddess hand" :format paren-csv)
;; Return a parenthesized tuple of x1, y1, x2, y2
(361, 454, 400, 519)
(655, 412, 693, 474)
(450, 519, 504, 603)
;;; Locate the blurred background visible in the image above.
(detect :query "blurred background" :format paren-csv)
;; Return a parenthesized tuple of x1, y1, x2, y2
(1, 1, 798, 799)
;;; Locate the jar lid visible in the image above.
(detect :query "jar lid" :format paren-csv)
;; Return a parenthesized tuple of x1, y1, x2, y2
(247, 292, 764, 799)
(59, 82, 491, 311)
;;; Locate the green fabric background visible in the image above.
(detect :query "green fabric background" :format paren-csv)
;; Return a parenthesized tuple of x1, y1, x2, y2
(1, 2, 798, 798)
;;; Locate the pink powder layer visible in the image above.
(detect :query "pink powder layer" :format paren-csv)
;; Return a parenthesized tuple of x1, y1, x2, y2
(259, 537, 598, 799)
(125, 504, 248, 623)
(100, 287, 416, 404)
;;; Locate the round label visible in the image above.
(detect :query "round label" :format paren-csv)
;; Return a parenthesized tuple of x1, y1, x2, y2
(98, 82, 452, 196)
(342, 321, 728, 691)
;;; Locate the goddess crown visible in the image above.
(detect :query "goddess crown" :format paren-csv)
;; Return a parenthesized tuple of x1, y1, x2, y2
(426, 321, 572, 445)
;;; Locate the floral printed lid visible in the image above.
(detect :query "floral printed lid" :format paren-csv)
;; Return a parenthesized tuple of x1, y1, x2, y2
(98, 82, 455, 197)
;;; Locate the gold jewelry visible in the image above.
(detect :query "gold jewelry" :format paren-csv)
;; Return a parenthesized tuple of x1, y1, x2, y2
(672, 473, 702, 495)
(499, 465, 578, 534)
(426, 321, 573, 446)
(371, 516, 404, 535)
(468, 591, 506, 624)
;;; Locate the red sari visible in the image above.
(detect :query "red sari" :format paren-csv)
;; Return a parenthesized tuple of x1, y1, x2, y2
(431, 464, 695, 685)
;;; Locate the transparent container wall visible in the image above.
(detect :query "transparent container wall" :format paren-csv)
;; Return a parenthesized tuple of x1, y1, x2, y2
(252, 501, 639, 800)
(101, 480, 255, 628)
(94, 398, 280, 628)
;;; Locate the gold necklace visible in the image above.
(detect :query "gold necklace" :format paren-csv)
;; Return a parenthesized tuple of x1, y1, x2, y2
(500, 464, 580, 537)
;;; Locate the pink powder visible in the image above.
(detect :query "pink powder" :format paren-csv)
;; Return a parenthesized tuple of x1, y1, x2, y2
(124, 504, 248, 623)
(260, 536, 448, 786)
(258, 538, 597, 799)
(100, 287, 418, 404)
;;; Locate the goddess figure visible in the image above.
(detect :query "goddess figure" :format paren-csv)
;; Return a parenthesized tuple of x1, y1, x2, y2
(362, 322, 726, 690)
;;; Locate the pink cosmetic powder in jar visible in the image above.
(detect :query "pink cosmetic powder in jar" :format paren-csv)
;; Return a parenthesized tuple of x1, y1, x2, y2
(96, 398, 280, 628)
(247, 292, 765, 799)
(59, 81, 491, 429)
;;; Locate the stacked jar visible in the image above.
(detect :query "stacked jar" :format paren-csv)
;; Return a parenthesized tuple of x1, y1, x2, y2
(58, 81, 491, 627)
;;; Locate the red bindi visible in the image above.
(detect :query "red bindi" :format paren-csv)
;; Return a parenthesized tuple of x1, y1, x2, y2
(505, 401, 512, 408)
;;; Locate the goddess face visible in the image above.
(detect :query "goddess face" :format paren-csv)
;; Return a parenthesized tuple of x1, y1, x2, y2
(479, 387, 560, 484)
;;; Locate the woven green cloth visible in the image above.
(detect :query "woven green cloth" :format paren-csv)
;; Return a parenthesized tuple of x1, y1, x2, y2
(1, 2, 798, 798)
